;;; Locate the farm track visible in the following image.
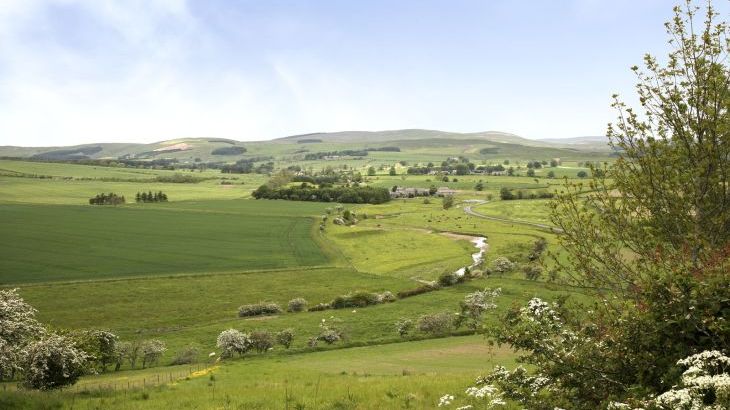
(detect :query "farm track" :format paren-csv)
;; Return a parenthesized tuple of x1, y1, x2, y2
(461, 200, 563, 233)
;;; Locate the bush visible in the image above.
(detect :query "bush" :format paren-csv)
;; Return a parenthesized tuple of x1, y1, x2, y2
(22, 334, 88, 390)
(492, 257, 515, 274)
(437, 272, 465, 287)
(238, 302, 282, 317)
(331, 291, 380, 309)
(319, 329, 341, 344)
(275, 329, 295, 349)
(170, 345, 199, 365)
(141, 340, 166, 368)
(523, 264, 542, 281)
(377, 291, 396, 303)
(395, 318, 414, 337)
(287, 298, 308, 312)
(216, 329, 251, 358)
(397, 283, 440, 299)
(308, 303, 331, 312)
(417, 313, 454, 335)
(249, 330, 274, 353)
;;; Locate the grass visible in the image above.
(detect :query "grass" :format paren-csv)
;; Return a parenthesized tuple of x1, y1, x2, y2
(471, 198, 553, 225)
(0, 201, 329, 283)
(0, 335, 520, 409)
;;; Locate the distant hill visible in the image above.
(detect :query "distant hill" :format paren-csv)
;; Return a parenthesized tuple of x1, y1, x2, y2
(0, 129, 613, 162)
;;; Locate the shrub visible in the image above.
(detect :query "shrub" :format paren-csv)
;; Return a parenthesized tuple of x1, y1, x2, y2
(395, 319, 414, 337)
(287, 298, 308, 312)
(491, 257, 515, 274)
(438, 272, 465, 287)
(216, 329, 251, 358)
(377, 291, 396, 303)
(170, 345, 199, 365)
(238, 302, 282, 317)
(275, 329, 295, 349)
(523, 264, 542, 281)
(308, 303, 331, 312)
(397, 284, 439, 299)
(331, 291, 379, 309)
(249, 330, 274, 353)
(417, 313, 454, 335)
(319, 329, 341, 344)
(22, 334, 88, 390)
(211, 146, 246, 155)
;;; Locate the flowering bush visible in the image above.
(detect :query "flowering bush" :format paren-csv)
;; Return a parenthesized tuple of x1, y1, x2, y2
(491, 257, 515, 274)
(22, 334, 88, 390)
(455, 288, 501, 331)
(307, 302, 331, 312)
(141, 339, 166, 368)
(0, 288, 44, 380)
(287, 298, 308, 313)
(418, 312, 454, 335)
(275, 328, 295, 349)
(395, 318, 414, 337)
(216, 329, 252, 358)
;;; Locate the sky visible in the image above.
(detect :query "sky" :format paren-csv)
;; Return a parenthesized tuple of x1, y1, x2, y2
(0, 0, 711, 146)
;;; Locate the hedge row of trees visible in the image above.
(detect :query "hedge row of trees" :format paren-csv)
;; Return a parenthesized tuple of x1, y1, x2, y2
(499, 187, 554, 200)
(252, 184, 391, 204)
(135, 191, 168, 203)
(88, 193, 125, 205)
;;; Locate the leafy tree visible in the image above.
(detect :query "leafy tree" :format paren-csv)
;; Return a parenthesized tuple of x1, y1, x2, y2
(547, 170, 555, 178)
(576, 170, 587, 178)
(507, 167, 514, 176)
(250, 330, 274, 353)
(442, 195, 454, 210)
(499, 187, 514, 200)
(141, 339, 166, 368)
(485, 2, 730, 407)
(526, 169, 535, 177)
(474, 181, 484, 191)
(550, 159, 559, 167)
(389, 166, 396, 176)
(367, 166, 376, 176)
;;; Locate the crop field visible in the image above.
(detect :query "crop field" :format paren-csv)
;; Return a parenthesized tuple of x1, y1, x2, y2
(0, 201, 330, 283)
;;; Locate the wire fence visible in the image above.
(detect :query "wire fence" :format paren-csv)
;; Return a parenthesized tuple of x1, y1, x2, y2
(1, 363, 213, 395)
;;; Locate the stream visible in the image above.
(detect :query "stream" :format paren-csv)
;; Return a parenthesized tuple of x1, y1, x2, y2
(454, 236, 487, 276)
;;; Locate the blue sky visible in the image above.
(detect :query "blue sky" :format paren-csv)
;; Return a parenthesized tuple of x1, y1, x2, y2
(0, 0, 710, 146)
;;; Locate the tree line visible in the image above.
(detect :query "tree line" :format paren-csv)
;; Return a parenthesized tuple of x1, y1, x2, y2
(135, 191, 168, 203)
(89, 193, 125, 205)
(252, 184, 391, 204)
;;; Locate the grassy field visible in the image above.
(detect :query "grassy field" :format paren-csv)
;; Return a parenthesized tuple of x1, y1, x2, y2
(1, 335, 520, 409)
(0, 201, 330, 283)
(0, 156, 599, 408)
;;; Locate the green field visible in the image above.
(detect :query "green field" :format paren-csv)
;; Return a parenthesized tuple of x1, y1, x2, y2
(0, 151, 601, 408)
(0, 201, 329, 283)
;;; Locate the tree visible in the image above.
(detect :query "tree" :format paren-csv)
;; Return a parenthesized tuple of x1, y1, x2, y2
(474, 181, 484, 191)
(442, 195, 454, 210)
(576, 170, 587, 178)
(250, 330, 274, 353)
(499, 187, 514, 200)
(275, 329, 295, 349)
(547, 170, 555, 178)
(507, 167, 514, 176)
(395, 318, 414, 337)
(455, 288, 501, 332)
(485, 2, 730, 407)
(22, 334, 88, 390)
(526, 169, 535, 177)
(140, 339, 165, 368)
(367, 166, 376, 176)
(389, 166, 396, 176)
(0, 289, 44, 381)
(74, 330, 117, 372)
(216, 329, 251, 358)
(550, 159, 559, 167)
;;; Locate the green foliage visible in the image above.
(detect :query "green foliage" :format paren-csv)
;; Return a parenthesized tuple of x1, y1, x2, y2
(252, 184, 391, 204)
(417, 312, 454, 335)
(442, 195, 454, 209)
(238, 302, 282, 318)
(211, 146, 247, 155)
